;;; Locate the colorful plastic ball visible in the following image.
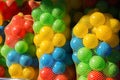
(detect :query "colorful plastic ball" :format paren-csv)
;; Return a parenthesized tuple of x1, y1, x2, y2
(73, 23, 88, 38)
(52, 33, 66, 47)
(27, 44, 36, 57)
(54, 74, 68, 80)
(52, 47, 66, 61)
(36, 48, 45, 59)
(40, 40, 54, 53)
(0, 13, 3, 25)
(52, 61, 66, 74)
(0, 58, 6, 67)
(77, 62, 91, 76)
(96, 25, 112, 41)
(103, 62, 119, 77)
(33, 21, 43, 33)
(70, 37, 83, 51)
(15, 40, 28, 54)
(39, 54, 54, 68)
(106, 77, 115, 80)
(77, 47, 92, 63)
(32, 8, 43, 21)
(9, 63, 23, 77)
(0, 66, 5, 77)
(40, 12, 54, 25)
(40, 67, 55, 80)
(22, 67, 35, 79)
(89, 56, 106, 71)
(52, 19, 66, 33)
(7, 50, 20, 63)
(72, 52, 80, 64)
(83, 34, 98, 49)
(39, 26, 54, 40)
(90, 12, 105, 27)
(88, 71, 106, 80)
(78, 75, 87, 80)
(33, 34, 41, 47)
(96, 42, 112, 57)
(52, 7, 65, 19)
(24, 33, 34, 44)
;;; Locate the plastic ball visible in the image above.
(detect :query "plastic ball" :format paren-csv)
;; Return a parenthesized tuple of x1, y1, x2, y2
(96, 42, 112, 57)
(89, 56, 106, 71)
(77, 62, 91, 76)
(52, 47, 66, 61)
(36, 48, 45, 59)
(96, 25, 112, 41)
(9, 63, 23, 77)
(54, 74, 68, 80)
(78, 75, 87, 80)
(52, 33, 66, 47)
(72, 52, 80, 64)
(0, 66, 5, 77)
(88, 71, 106, 80)
(15, 41, 28, 54)
(52, 61, 66, 74)
(70, 37, 83, 51)
(22, 67, 35, 79)
(39, 54, 54, 68)
(0, 13, 3, 25)
(19, 55, 33, 66)
(40, 12, 54, 25)
(103, 62, 119, 77)
(52, 19, 66, 33)
(33, 21, 43, 33)
(73, 23, 88, 38)
(77, 47, 92, 63)
(0, 35, 3, 44)
(27, 45, 36, 57)
(7, 50, 20, 63)
(106, 78, 115, 80)
(24, 33, 34, 44)
(40, 40, 54, 53)
(83, 34, 98, 49)
(39, 26, 54, 40)
(90, 12, 105, 27)
(33, 34, 41, 47)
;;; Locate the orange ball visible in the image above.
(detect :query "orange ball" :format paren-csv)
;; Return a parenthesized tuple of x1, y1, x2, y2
(55, 74, 68, 80)
(106, 77, 115, 80)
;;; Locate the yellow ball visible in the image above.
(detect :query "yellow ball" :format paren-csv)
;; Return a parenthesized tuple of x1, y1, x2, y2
(73, 23, 88, 38)
(52, 33, 66, 47)
(9, 63, 23, 77)
(90, 12, 105, 27)
(22, 67, 35, 79)
(0, 35, 3, 44)
(40, 40, 54, 53)
(106, 34, 119, 48)
(0, 13, 3, 25)
(36, 48, 44, 59)
(83, 34, 98, 49)
(33, 34, 41, 47)
(109, 18, 120, 33)
(96, 25, 112, 41)
(39, 26, 54, 40)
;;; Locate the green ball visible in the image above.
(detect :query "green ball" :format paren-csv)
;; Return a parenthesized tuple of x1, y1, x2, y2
(78, 75, 87, 80)
(103, 62, 119, 77)
(15, 41, 28, 54)
(33, 21, 43, 33)
(32, 8, 43, 21)
(77, 47, 93, 63)
(52, 19, 66, 33)
(16, 0, 23, 6)
(40, 13, 54, 25)
(1, 45, 13, 59)
(77, 62, 91, 76)
(0, 58, 6, 67)
(24, 33, 34, 44)
(89, 56, 106, 71)
(27, 45, 36, 57)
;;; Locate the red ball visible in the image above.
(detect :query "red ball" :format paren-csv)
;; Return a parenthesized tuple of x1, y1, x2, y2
(39, 67, 55, 80)
(0, 66, 5, 77)
(106, 77, 115, 80)
(54, 74, 68, 80)
(88, 71, 106, 80)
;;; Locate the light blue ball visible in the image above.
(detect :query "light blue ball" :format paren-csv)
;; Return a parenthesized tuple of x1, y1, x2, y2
(52, 47, 66, 61)
(6, 59, 12, 67)
(70, 37, 83, 51)
(39, 54, 54, 68)
(19, 55, 33, 66)
(72, 52, 80, 64)
(52, 61, 66, 74)
(7, 50, 21, 63)
(96, 42, 112, 57)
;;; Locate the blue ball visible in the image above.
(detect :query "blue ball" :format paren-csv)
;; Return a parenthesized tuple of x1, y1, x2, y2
(52, 47, 66, 61)
(70, 37, 83, 51)
(52, 61, 66, 74)
(96, 42, 112, 57)
(39, 54, 54, 68)
(7, 50, 21, 63)
(72, 52, 80, 64)
(19, 55, 33, 66)
(6, 59, 12, 67)
(62, 41, 72, 53)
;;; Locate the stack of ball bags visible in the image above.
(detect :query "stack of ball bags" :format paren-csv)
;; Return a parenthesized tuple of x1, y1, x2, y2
(32, 0, 76, 80)
(70, 11, 120, 80)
